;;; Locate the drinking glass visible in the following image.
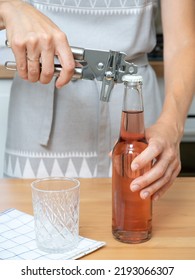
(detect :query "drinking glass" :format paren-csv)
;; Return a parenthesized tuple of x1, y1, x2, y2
(31, 177, 80, 253)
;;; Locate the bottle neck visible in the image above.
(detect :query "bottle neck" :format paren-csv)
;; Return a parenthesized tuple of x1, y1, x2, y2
(120, 81, 145, 140)
(123, 81, 143, 112)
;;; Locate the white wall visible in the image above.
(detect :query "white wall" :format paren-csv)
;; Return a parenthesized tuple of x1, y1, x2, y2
(0, 79, 11, 177)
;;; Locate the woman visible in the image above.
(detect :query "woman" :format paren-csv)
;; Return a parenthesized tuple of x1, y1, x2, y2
(0, 0, 195, 201)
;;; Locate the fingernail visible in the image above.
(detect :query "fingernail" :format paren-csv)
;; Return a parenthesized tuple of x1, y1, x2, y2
(141, 191, 150, 199)
(131, 163, 139, 171)
(131, 184, 140, 192)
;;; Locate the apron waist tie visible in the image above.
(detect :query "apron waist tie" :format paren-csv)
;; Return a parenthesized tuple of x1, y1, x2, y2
(38, 77, 56, 146)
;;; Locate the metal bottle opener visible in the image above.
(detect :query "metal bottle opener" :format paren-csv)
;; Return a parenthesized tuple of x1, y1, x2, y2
(4, 42, 137, 102)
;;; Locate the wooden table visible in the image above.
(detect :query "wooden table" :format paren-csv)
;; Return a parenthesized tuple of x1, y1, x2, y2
(0, 177, 195, 260)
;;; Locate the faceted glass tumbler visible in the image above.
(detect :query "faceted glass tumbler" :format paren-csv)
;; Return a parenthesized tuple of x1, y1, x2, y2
(31, 177, 80, 253)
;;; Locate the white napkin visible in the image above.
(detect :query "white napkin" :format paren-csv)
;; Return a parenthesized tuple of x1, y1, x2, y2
(0, 208, 105, 260)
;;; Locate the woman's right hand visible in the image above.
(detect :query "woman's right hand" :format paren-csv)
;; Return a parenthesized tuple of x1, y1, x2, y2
(0, 0, 75, 87)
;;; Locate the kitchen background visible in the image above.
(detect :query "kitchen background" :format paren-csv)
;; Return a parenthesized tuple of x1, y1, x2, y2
(0, 4, 195, 177)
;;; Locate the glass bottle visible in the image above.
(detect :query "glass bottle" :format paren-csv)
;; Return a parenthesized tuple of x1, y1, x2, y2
(112, 74, 152, 243)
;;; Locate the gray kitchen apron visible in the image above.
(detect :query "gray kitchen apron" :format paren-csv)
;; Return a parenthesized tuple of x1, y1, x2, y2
(4, 0, 163, 178)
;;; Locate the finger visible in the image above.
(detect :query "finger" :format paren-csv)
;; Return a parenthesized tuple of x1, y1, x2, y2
(138, 157, 180, 200)
(152, 164, 181, 201)
(11, 39, 28, 80)
(130, 154, 171, 192)
(26, 36, 41, 82)
(27, 55, 40, 82)
(139, 165, 172, 199)
(55, 50, 75, 88)
(131, 141, 162, 171)
(39, 49, 54, 84)
(54, 34, 75, 88)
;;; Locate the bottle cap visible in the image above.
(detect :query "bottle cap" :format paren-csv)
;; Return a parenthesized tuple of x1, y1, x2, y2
(122, 74, 143, 83)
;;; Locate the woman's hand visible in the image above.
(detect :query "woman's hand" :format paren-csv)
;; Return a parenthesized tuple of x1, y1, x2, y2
(0, 0, 75, 87)
(132, 0, 195, 201)
(130, 120, 182, 201)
